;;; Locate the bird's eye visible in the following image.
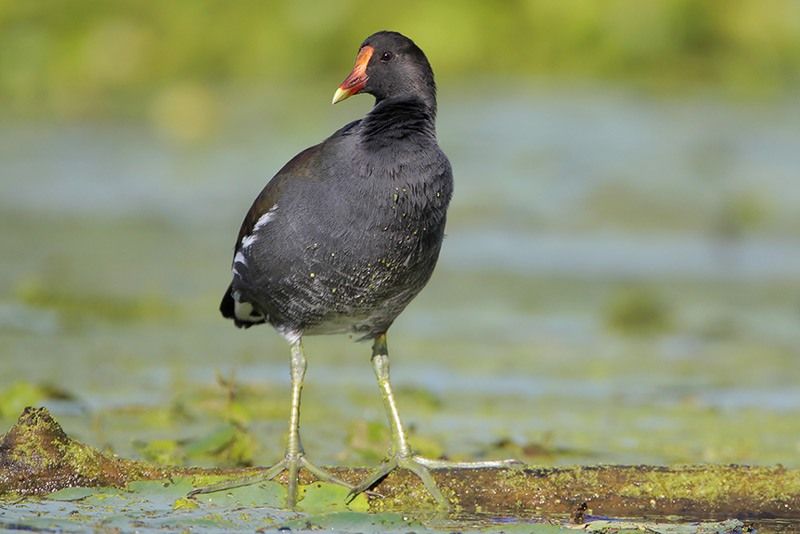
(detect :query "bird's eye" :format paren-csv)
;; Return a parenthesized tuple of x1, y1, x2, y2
(380, 51, 393, 62)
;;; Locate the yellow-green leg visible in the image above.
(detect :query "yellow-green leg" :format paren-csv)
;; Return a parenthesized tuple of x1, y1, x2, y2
(347, 333, 521, 508)
(190, 338, 352, 508)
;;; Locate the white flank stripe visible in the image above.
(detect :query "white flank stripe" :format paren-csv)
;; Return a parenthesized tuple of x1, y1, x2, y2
(232, 251, 247, 275)
(253, 205, 278, 231)
(241, 205, 279, 249)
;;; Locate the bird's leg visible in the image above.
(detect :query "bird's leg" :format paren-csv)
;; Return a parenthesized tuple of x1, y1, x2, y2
(282, 340, 354, 505)
(347, 333, 523, 508)
(347, 333, 447, 506)
(283, 337, 308, 506)
(190, 338, 352, 509)
(372, 334, 412, 459)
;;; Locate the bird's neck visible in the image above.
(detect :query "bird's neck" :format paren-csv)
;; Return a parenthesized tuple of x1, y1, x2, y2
(360, 96, 437, 148)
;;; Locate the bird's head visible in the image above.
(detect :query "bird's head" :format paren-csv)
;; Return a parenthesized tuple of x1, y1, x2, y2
(332, 31, 436, 108)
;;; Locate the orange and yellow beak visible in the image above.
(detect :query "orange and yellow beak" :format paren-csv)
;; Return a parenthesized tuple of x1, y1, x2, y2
(332, 46, 374, 104)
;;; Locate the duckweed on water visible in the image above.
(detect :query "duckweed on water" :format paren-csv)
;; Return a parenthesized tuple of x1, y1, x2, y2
(0, 410, 794, 531)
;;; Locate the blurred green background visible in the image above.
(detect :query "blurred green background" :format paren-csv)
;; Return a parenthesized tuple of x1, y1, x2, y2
(2, 0, 800, 122)
(1, 0, 799, 495)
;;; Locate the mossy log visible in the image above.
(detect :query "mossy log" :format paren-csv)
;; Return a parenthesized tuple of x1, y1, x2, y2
(2, 408, 799, 519)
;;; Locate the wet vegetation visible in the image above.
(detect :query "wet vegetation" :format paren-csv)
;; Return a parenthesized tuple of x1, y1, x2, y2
(2, 408, 797, 531)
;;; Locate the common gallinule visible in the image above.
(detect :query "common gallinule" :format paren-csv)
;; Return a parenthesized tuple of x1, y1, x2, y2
(195, 31, 511, 509)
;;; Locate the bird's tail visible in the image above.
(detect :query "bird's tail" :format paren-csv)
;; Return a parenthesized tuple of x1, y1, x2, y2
(220, 283, 236, 320)
(220, 283, 266, 329)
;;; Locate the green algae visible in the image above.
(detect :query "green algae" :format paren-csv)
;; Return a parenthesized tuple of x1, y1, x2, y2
(0, 408, 168, 495)
(1, 409, 794, 532)
(617, 464, 800, 503)
(6, 408, 799, 517)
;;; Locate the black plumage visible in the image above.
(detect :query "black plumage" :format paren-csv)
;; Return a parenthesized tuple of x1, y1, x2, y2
(221, 31, 452, 341)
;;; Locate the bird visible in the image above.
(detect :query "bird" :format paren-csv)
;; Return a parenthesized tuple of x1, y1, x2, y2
(192, 30, 510, 510)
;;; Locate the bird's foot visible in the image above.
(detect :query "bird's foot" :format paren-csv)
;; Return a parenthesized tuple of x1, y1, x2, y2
(188, 453, 353, 509)
(346, 455, 524, 509)
(347, 454, 454, 509)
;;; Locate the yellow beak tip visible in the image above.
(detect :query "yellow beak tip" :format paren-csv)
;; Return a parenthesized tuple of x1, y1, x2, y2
(332, 87, 350, 105)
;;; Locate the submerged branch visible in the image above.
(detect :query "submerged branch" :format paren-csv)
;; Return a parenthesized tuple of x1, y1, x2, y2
(1, 408, 798, 519)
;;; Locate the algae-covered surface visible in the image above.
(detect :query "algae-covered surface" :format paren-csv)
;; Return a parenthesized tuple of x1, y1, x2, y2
(1, 91, 800, 531)
(4, 407, 796, 520)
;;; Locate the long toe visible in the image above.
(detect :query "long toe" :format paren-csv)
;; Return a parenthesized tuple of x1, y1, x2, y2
(397, 456, 446, 507)
(346, 459, 397, 503)
(349, 456, 449, 509)
(299, 456, 355, 491)
(188, 458, 288, 499)
(413, 456, 525, 469)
